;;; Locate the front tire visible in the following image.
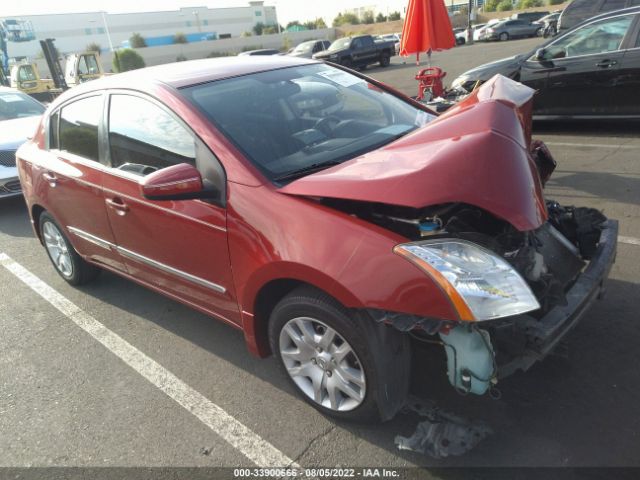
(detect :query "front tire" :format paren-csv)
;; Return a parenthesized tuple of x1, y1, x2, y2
(340, 58, 353, 69)
(268, 287, 410, 422)
(40, 212, 101, 285)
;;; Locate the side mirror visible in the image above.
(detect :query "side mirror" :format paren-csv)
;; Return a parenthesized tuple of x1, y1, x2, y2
(534, 48, 547, 61)
(141, 163, 214, 201)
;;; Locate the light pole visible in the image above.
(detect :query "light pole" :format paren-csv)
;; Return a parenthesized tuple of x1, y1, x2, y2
(101, 12, 114, 52)
(467, 0, 474, 45)
(193, 11, 202, 33)
(89, 14, 114, 52)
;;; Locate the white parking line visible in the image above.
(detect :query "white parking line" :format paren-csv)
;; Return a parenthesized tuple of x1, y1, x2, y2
(545, 142, 638, 150)
(0, 252, 296, 468)
(619, 236, 640, 246)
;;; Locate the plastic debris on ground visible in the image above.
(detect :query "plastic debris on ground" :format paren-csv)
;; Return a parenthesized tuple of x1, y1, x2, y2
(394, 396, 493, 458)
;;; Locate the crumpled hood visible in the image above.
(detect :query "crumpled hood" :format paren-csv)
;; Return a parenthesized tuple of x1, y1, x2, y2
(280, 75, 547, 231)
(0, 116, 42, 149)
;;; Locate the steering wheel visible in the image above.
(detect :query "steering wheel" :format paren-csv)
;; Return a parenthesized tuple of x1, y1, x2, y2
(314, 116, 342, 136)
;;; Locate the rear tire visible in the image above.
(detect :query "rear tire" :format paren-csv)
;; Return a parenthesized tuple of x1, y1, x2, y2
(268, 287, 410, 422)
(379, 53, 391, 67)
(499, 32, 509, 41)
(39, 212, 101, 286)
(340, 58, 353, 69)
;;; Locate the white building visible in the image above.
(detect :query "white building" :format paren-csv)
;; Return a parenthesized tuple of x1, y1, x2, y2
(1, 1, 278, 59)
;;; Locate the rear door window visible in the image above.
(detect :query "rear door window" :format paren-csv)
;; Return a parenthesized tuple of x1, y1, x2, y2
(59, 95, 102, 162)
(108, 94, 196, 175)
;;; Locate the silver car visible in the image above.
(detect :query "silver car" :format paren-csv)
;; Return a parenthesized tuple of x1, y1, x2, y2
(0, 87, 45, 198)
(482, 19, 543, 41)
(287, 40, 331, 58)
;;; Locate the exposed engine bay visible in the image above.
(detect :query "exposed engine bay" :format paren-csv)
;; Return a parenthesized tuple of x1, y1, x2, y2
(320, 144, 611, 398)
(323, 198, 607, 317)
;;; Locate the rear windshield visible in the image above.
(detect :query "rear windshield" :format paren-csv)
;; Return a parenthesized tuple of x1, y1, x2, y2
(182, 64, 433, 183)
(0, 91, 45, 121)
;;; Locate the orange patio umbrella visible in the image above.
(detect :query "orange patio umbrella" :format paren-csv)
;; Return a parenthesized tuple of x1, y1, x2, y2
(399, 0, 456, 65)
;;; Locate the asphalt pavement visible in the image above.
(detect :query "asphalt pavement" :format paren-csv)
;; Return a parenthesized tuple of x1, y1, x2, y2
(1, 38, 639, 474)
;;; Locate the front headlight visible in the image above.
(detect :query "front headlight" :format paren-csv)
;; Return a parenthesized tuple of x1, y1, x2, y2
(450, 76, 468, 90)
(394, 239, 540, 321)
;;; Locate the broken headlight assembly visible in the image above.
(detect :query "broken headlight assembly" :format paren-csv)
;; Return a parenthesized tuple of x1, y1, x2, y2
(394, 239, 540, 321)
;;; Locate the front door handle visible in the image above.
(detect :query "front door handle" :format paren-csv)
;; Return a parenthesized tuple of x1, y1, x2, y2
(105, 197, 130, 216)
(42, 171, 57, 187)
(596, 60, 617, 68)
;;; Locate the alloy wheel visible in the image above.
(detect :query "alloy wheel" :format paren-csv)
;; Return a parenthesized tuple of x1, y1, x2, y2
(43, 221, 74, 278)
(279, 317, 366, 411)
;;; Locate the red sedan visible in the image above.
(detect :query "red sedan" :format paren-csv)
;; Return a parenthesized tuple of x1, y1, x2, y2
(16, 57, 617, 421)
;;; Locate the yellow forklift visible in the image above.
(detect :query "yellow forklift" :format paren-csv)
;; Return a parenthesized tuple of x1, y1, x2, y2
(7, 39, 106, 102)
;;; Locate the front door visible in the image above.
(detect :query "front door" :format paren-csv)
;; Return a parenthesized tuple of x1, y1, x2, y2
(533, 13, 635, 116)
(612, 14, 640, 115)
(101, 92, 240, 325)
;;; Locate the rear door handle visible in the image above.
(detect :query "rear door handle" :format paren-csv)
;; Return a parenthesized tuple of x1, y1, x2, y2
(42, 171, 57, 187)
(596, 60, 617, 68)
(105, 197, 130, 215)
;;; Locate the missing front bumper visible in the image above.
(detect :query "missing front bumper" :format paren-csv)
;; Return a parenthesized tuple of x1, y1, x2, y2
(496, 219, 618, 378)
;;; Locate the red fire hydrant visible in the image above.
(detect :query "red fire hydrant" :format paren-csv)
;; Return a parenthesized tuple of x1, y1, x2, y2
(415, 67, 446, 101)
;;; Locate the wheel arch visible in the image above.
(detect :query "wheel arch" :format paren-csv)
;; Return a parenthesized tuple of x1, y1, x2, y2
(31, 204, 46, 243)
(241, 265, 364, 357)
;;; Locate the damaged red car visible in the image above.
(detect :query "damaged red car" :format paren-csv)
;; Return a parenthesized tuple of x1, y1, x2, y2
(17, 57, 618, 422)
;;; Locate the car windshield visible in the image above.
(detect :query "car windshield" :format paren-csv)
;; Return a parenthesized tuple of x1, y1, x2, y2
(182, 64, 432, 183)
(293, 41, 314, 53)
(0, 90, 45, 121)
(328, 38, 351, 51)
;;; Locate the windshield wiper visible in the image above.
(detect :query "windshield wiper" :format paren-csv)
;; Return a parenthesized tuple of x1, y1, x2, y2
(274, 161, 342, 183)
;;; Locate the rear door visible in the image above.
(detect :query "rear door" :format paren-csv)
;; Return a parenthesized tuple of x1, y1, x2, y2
(43, 94, 126, 271)
(101, 91, 240, 325)
(533, 12, 635, 116)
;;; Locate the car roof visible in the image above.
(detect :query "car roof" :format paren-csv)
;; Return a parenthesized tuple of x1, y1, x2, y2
(59, 55, 319, 96)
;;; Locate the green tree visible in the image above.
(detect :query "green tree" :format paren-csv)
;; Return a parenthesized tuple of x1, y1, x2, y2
(388, 11, 401, 21)
(173, 32, 187, 44)
(315, 18, 327, 29)
(497, 0, 514, 12)
(240, 31, 253, 37)
(252, 22, 265, 35)
(85, 42, 101, 54)
(263, 25, 278, 34)
(287, 20, 302, 29)
(516, 0, 543, 8)
(129, 33, 146, 48)
(484, 0, 500, 12)
(362, 11, 375, 24)
(548, 0, 563, 4)
(375, 13, 387, 23)
(113, 48, 145, 72)
(332, 12, 360, 26)
(303, 20, 317, 30)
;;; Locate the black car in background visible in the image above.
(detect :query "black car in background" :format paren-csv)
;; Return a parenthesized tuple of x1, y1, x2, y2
(451, 7, 640, 118)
